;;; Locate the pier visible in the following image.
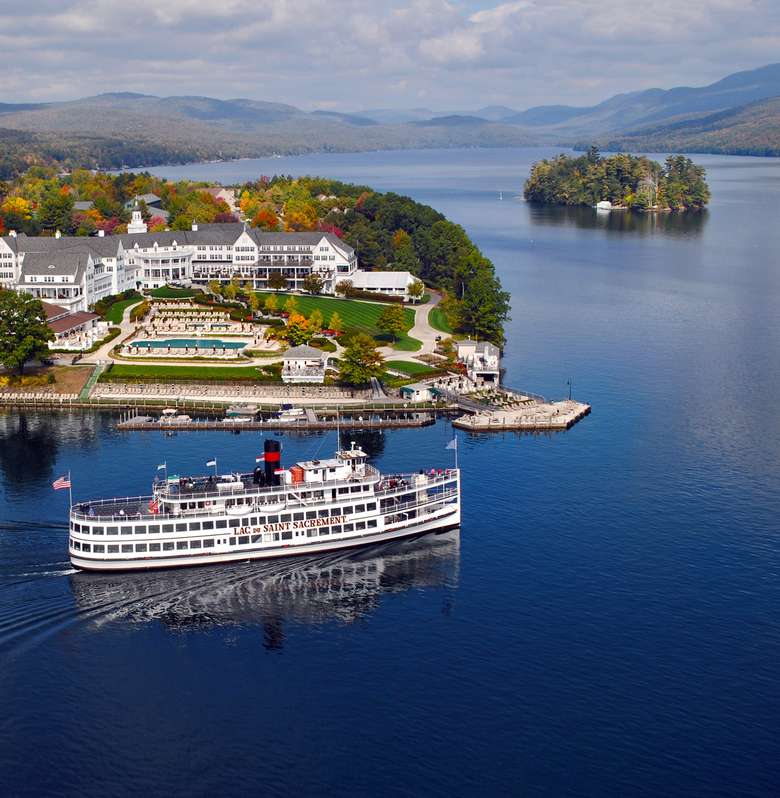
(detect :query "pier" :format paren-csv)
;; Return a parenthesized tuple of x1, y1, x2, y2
(452, 400, 591, 431)
(116, 410, 436, 432)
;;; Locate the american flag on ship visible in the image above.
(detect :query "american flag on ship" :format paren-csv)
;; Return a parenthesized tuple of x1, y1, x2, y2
(52, 475, 71, 491)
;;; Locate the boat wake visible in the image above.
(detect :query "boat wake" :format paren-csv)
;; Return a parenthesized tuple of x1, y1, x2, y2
(0, 530, 460, 657)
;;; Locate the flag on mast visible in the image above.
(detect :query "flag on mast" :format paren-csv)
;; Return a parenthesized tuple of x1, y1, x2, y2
(205, 459, 217, 467)
(255, 454, 265, 463)
(52, 475, 71, 490)
(445, 437, 458, 451)
(157, 463, 166, 471)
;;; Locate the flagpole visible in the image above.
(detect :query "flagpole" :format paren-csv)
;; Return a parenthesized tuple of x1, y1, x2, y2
(68, 470, 73, 510)
(455, 436, 459, 471)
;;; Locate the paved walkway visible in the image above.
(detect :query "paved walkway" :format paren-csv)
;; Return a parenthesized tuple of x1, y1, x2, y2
(377, 290, 442, 362)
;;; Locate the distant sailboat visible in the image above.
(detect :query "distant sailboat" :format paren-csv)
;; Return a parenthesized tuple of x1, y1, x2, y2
(499, 191, 503, 200)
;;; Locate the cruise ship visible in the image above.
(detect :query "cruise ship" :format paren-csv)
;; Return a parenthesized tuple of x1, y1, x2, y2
(68, 440, 461, 571)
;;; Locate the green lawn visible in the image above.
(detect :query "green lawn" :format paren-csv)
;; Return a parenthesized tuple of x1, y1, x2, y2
(428, 306, 454, 334)
(384, 360, 439, 377)
(100, 364, 275, 382)
(255, 292, 420, 351)
(148, 286, 200, 298)
(105, 297, 143, 324)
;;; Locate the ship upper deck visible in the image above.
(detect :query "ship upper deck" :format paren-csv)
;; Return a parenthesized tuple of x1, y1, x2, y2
(70, 467, 458, 523)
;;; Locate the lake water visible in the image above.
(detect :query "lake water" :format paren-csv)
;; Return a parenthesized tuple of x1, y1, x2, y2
(2, 148, 780, 797)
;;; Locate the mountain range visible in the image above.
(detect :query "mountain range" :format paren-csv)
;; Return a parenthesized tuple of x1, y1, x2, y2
(2, 63, 780, 175)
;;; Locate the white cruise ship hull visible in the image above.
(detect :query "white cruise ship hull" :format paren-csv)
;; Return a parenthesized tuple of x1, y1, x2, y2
(68, 444, 461, 573)
(70, 508, 460, 572)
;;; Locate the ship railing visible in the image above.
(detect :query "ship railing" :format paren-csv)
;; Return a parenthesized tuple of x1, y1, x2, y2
(152, 463, 383, 502)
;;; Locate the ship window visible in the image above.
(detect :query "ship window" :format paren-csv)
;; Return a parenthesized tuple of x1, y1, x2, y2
(355, 504, 365, 513)
(356, 521, 366, 530)
(350, 486, 360, 493)
(343, 506, 353, 515)
(238, 535, 249, 545)
(121, 544, 132, 553)
(93, 526, 104, 535)
(107, 526, 118, 535)
(332, 525, 342, 534)
(305, 511, 316, 520)
(135, 544, 147, 553)
(281, 530, 292, 540)
(108, 545, 119, 553)
(271, 533, 280, 541)
(242, 518, 250, 526)
(330, 507, 341, 516)
(163, 542, 174, 551)
(135, 525, 147, 533)
(293, 512, 304, 521)
(228, 519, 240, 528)
(202, 521, 214, 530)
(251, 534, 262, 544)
(176, 523, 187, 532)
(190, 540, 202, 549)
(318, 509, 328, 518)
(72, 523, 80, 532)
(216, 520, 227, 529)
(367, 503, 376, 511)
(163, 523, 174, 533)
(281, 513, 291, 522)
(73, 541, 81, 550)
(93, 544, 105, 553)
(149, 543, 161, 552)
(176, 541, 188, 550)
(319, 527, 329, 536)
(188, 522, 201, 531)
(229, 537, 236, 545)
(344, 523, 354, 533)
(203, 539, 215, 548)
(256, 517, 265, 525)
(338, 487, 348, 495)
(307, 529, 317, 538)
(267, 515, 279, 523)
(368, 519, 377, 528)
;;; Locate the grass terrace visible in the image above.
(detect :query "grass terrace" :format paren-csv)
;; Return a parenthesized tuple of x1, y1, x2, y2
(384, 360, 440, 377)
(100, 363, 280, 383)
(255, 292, 420, 351)
(428, 306, 454, 334)
(148, 286, 201, 299)
(104, 297, 143, 324)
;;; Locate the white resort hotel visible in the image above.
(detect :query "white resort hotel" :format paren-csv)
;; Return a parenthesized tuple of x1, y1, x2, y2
(0, 209, 417, 312)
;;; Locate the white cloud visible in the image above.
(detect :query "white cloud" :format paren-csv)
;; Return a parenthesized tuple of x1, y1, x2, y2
(1, 0, 778, 110)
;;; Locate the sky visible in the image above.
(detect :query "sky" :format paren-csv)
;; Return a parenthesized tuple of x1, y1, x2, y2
(3, 0, 779, 111)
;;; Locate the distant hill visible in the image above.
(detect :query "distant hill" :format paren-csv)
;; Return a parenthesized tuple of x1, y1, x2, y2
(504, 62, 780, 142)
(601, 96, 780, 156)
(0, 93, 535, 176)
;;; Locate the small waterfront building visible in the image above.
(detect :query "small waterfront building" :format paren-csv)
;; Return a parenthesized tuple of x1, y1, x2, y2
(42, 301, 106, 349)
(349, 269, 416, 300)
(457, 340, 501, 385)
(282, 345, 327, 384)
(400, 381, 435, 403)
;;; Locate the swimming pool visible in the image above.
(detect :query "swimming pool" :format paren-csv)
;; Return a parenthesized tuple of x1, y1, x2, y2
(130, 338, 247, 350)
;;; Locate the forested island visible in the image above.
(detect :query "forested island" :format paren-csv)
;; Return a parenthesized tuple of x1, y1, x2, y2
(523, 149, 710, 210)
(0, 169, 510, 346)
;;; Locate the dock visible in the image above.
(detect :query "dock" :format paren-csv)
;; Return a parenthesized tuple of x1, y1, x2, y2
(116, 411, 436, 432)
(451, 400, 591, 432)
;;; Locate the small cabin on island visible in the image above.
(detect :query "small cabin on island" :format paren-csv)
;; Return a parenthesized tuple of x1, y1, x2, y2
(457, 340, 501, 385)
(282, 345, 327, 384)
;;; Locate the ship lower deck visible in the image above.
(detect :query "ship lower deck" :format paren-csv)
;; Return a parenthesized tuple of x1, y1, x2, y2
(70, 507, 460, 572)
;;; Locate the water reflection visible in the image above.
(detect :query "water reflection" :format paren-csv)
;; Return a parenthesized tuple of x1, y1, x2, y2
(0, 412, 61, 490)
(68, 529, 460, 642)
(528, 204, 708, 237)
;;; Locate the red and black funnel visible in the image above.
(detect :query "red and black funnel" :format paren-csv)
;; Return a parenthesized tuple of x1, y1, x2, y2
(264, 439, 281, 484)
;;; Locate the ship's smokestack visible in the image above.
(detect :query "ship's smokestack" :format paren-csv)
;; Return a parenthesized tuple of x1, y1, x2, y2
(264, 439, 281, 485)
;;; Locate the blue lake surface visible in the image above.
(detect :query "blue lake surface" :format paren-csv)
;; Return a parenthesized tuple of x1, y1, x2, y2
(2, 148, 780, 797)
